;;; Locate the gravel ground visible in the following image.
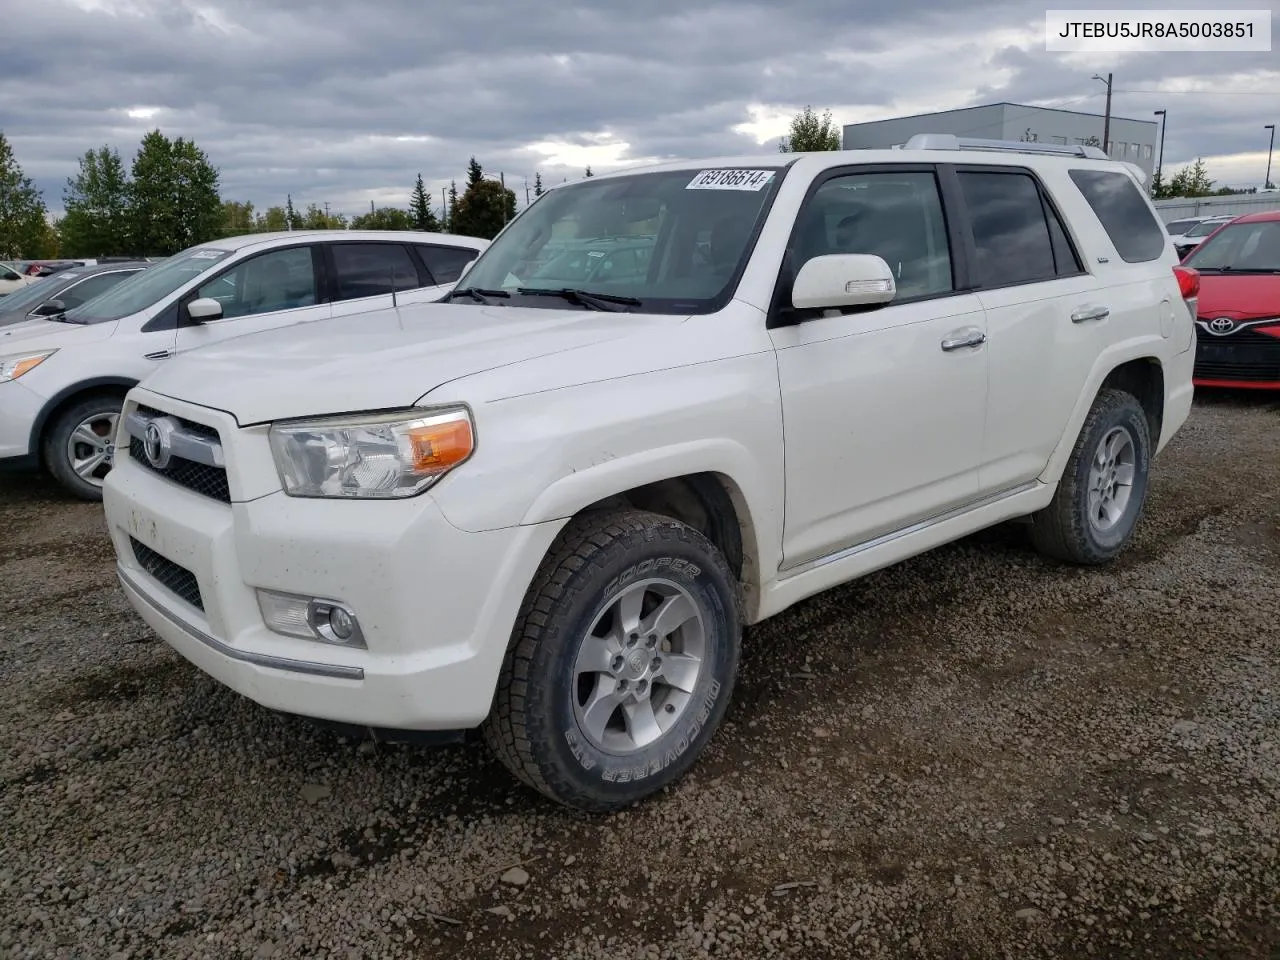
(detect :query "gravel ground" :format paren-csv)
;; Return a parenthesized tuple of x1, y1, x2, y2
(2, 392, 1278, 960)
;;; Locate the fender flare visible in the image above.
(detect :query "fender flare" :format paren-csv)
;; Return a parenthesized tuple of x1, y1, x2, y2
(28, 376, 139, 457)
(517, 437, 779, 594)
(1038, 341, 1164, 486)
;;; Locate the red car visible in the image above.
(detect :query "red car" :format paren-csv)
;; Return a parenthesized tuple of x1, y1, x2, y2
(1181, 209, 1280, 389)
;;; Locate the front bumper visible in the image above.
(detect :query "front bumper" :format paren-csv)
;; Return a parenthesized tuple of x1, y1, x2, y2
(0, 379, 44, 461)
(102, 392, 563, 731)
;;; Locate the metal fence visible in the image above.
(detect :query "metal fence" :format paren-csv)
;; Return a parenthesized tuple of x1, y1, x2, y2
(1153, 193, 1280, 224)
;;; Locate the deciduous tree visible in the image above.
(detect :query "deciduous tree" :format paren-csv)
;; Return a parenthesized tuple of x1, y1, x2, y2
(778, 106, 841, 152)
(129, 130, 223, 255)
(349, 206, 415, 230)
(451, 178, 516, 240)
(0, 131, 49, 259)
(60, 146, 131, 256)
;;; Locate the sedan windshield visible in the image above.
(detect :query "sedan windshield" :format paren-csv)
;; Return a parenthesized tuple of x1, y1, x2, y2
(64, 247, 232, 324)
(451, 165, 787, 313)
(0, 274, 65, 314)
(1186, 218, 1231, 238)
(1184, 220, 1280, 272)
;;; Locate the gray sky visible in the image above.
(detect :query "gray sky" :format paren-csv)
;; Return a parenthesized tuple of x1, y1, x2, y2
(2, 0, 1276, 220)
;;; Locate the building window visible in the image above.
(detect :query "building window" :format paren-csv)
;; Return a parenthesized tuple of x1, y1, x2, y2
(1142, 144, 1152, 160)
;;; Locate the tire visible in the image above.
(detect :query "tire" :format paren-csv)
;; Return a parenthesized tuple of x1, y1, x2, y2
(42, 394, 124, 501)
(482, 509, 742, 813)
(1030, 387, 1152, 565)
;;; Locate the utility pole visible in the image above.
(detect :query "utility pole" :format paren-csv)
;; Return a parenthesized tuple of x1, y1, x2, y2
(1153, 109, 1166, 191)
(1093, 72, 1113, 154)
(1266, 124, 1276, 190)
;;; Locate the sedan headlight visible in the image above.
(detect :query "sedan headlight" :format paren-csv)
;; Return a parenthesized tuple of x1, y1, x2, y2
(0, 349, 56, 383)
(268, 406, 475, 499)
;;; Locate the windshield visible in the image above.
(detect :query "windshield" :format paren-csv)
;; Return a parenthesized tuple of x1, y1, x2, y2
(1184, 220, 1280, 272)
(1186, 219, 1230, 238)
(1166, 219, 1201, 235)
(0, 274, 69, 313)
(452, 165, 787, 313)
(65, 247, 232, 324)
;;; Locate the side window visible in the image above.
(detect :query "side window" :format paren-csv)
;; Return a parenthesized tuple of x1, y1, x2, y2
(958, 171, 1057, 287)
(330, 243, 420, 301)
(55, 271, 135, 309)
(196, 247, 317, 319)
(416, 244, 477, 285)
(1043, 198, 1084, 277)
(1068, 169, 1167, 263)
(793, 170, 954, 299)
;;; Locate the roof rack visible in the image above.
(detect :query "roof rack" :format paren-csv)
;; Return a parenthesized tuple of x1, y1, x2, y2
(902, 133, 1110, 161)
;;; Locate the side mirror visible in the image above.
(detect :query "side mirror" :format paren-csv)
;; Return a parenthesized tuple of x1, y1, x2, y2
(186, 297, 223, 323)
(33, 299, 67, 316)
(791, 254, 896, 311)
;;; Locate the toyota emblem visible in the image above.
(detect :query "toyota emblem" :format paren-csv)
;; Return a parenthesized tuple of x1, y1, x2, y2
(1208, 317, 1236, 335)
(142, 418, 176, 469)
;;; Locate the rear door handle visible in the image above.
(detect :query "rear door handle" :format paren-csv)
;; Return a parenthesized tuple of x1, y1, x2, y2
(1071, 305, 1110, 323)
(941, 328, 986, 351)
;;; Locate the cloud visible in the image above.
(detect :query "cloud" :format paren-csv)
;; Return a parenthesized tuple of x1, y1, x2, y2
(1, 0, 1275, 221)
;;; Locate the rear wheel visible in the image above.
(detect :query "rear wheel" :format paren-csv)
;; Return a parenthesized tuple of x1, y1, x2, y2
(42, 394, 124, 501)
(1031, 388, 1151, 565)
(482, 509, 742, 812)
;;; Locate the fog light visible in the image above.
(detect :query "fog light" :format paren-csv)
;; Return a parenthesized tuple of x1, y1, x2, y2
(256, 589, 366, 649)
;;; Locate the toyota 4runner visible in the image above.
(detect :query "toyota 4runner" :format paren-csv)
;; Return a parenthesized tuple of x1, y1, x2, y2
(102, 135, 1198, 812)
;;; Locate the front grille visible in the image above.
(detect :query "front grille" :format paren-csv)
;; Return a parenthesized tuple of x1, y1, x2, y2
(1194, 328, 1280, 383)
(127, 404, 231, 502)
(130, 537, 203, 611)
(128, 437, 231, 502)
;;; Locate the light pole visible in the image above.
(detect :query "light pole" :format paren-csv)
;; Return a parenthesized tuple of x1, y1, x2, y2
(1153, 109, 1166, 191)
(1266, 124, 1276, 190)
(1092, 72, 1113, 154)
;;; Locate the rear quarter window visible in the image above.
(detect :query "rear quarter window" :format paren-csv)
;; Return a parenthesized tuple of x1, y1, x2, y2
(1067, 169, 1167, 263)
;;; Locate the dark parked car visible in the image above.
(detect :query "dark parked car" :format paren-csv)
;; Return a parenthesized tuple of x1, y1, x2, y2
(0, 261, 153, 327)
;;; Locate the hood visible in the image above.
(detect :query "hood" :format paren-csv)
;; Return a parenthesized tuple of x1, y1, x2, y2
(0, 317, 117, 352)
(1195, 272, 1280, 321)
(140, 301, 684, 424)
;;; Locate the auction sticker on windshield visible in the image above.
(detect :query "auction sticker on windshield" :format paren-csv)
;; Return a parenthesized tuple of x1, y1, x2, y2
(686, 169, 776, 191)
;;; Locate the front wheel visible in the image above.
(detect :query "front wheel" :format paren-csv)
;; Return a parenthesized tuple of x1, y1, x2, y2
(1031, 387, 1152, 565)
(482, 509, 742, 812)
(42, 394, 124, 501)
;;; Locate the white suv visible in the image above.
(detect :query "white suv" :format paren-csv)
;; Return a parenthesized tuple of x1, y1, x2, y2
(0, 229, 488, 499)
(102, 136, 1197, 812)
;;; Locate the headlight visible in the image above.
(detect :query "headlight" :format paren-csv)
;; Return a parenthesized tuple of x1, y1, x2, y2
(0, 349, 56, 383)
(268, 406, 475, 499)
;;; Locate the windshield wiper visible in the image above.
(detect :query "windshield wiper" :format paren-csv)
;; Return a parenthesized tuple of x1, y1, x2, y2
(515, 288, 642, 312)
(446, 286, 512, 303)
(44, 311, 86, 324)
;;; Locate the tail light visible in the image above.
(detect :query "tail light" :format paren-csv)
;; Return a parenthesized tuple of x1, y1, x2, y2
(1173, 266, 1199, 300)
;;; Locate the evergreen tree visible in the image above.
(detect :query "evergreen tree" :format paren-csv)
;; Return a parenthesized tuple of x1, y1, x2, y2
(446, 179, 459, 231)
(466, 157, 484, 189)
(0, 131, 50, 259)
(60, 146, 131, 256)
(533, 172, 544, 198)
(585, 166, 594, 177)
(285, 193, 302, 230)
(409, 172, 439, 231)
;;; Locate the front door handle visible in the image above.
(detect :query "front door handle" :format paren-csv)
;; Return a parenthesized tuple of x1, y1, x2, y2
(1071, 305, 1110, 323)
(941, 328, 986, 351)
